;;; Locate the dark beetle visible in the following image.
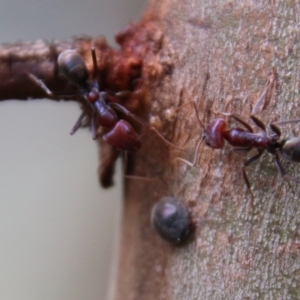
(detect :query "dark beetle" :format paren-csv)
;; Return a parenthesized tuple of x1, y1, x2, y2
(151, 197, 191, 245)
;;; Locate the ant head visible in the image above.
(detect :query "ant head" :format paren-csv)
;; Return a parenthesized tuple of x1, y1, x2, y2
(203, 119, 226, 149)
(279, 137, 300, 162)
(103, 120, 141, 151)
(151, 197, 191, 245)
(58, 49, 89, 86)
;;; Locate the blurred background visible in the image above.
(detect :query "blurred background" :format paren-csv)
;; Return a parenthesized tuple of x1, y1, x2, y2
(0, 0, 146, 299)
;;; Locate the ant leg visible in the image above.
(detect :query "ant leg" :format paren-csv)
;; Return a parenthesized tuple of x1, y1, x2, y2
(270, 117, 300, 139)
(72, 108, 96, 140)
(136, 127, 185, 151)
(251, 68, 276, 115)
(70, 111, 87, 135)
(123, 151, 158, 182)
(242, 149, 264, 190)
(269, 123, 281, 137)
(274, 153, 300, 183)
(27, 73, 54, 97)
(250, 115, 267, 132)
(176, 100, 205, 128)
(91, 113, 97, 140)
(175, 137, 204, 167)
(250, 116, 269, 140)
(109, 102, 148, 126)
(219, 113, 254, 133)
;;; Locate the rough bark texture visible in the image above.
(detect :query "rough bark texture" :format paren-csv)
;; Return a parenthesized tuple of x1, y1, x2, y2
(1, 1, 300, 300)
(114, 1, 300, 300)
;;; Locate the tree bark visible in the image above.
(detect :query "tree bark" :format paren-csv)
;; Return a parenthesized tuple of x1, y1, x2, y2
(114, 1, 300, 299)
(1, 1, 300, 299)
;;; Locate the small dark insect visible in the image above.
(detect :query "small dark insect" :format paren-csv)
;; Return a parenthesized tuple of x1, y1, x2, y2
(176, 101, 300, 193)
(151, 196, 191, 245)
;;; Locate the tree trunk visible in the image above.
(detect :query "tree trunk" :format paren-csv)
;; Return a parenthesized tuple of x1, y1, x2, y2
(1, 1, 300, 299)
(114, 1, 300, 299)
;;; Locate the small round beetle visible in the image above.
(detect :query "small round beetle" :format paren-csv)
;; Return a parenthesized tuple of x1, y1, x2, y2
(151, 197, 191, 245)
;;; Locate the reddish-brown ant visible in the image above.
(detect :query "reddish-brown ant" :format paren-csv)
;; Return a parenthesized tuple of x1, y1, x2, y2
(59, 47, 183, 152)
(30, 46, 182, 153)
(176, 101, 300, 192)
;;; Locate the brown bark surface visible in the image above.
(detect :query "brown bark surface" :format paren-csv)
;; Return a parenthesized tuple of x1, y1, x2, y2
(114, 1, 300, 299)
(0, 38, 96, 100)
(1, 1, 300, 300)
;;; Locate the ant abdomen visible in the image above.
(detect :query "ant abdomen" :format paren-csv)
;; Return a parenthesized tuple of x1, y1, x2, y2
(203, 119, 226, 149)
(103, 120, 141, 151)
(58, 49, 89, 86)
(280, 138, 300, 162)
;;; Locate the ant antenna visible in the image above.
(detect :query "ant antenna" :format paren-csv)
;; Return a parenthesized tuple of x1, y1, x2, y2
(175, 137, 204, 167)
(176, 101, 205, 128)
(91, 44, 98, 83)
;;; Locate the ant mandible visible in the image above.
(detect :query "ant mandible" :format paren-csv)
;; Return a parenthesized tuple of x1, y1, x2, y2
(30, 46, 182, 153)
(176, 101, 300, 192)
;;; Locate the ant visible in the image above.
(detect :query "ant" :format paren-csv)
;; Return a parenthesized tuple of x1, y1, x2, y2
(29, 46, 182, 153)
(176, 100, 300, 192)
